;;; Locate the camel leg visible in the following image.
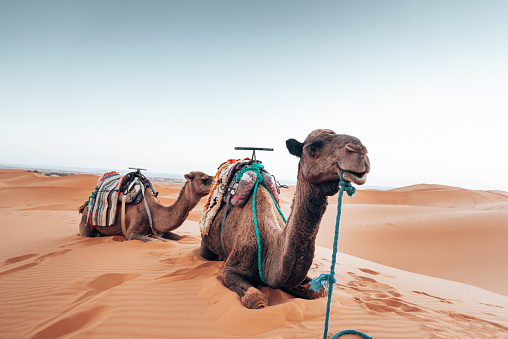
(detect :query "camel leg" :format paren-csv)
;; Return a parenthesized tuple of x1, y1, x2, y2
(200, 241, 220, 261)
(159, 231, 182, 241)
(222, 268, 268, 309)
(282, 276, 326, 299)
(79, 212, 99, 237)
(121, 208, 158, 242)
(126, 232, 158, 242)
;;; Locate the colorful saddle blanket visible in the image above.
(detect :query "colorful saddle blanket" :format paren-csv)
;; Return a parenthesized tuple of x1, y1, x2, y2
(86, 171, 156, 228)
(199, 159, 280, 236)
(86, 172, 123, 228)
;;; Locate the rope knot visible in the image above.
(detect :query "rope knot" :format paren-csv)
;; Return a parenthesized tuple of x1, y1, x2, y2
(236, 162, 265, 182)
(339, 180, 356, 197)
(309, 273, 337, 293)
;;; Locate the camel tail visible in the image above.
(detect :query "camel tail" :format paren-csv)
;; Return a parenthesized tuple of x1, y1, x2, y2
(78, 201, 88, 214)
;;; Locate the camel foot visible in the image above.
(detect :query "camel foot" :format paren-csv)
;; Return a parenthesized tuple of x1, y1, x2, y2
(241, 287, 268, 309)
(284, 282, 326, 299)
(127, 233, 158, 242)
(159, 231, 182, 241)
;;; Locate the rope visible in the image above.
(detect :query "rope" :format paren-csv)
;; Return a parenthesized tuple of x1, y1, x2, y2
(261, 183, 287, 223)
(309, 171, 372, 339)
(235, 162, 286, 285)
(331, 329, 372, 339)
(251, 171, 266, 284)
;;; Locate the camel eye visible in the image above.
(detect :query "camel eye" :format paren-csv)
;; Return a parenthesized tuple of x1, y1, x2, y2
(307, 141, 323, 154)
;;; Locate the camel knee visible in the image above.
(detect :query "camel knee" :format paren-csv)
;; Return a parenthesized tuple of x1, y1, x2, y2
(79, 218, 93, 237)
(222, 270, 268, 309)
(241, 287, 268, 309)
(200, 241, 220, 261)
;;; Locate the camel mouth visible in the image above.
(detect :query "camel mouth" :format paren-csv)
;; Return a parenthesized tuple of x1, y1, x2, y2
(342, 170, 367, 185)
(199, 189, 212, 197)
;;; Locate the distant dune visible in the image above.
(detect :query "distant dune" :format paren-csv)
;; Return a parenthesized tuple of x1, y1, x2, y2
(1, 168, 507, 338)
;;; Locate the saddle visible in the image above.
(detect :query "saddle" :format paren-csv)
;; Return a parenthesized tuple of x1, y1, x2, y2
(86, 170, 159, 236)
(222, 164, 279, 207)
(199, 159, 281, 236)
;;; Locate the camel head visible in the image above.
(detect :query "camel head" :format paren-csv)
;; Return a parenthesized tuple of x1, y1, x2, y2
(286, 129, 370, 195)
(183, 171, 213, 197)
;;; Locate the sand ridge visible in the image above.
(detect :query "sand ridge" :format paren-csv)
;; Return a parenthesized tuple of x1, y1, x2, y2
(1, 169, 508, 338)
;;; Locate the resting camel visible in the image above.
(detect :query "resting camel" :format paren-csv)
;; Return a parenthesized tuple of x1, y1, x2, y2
(79, 171, 212, 242)
(200, 129, 370, 308)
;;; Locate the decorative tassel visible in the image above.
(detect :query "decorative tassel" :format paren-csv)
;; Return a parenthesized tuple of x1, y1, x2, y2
(309, 273, 337, 293)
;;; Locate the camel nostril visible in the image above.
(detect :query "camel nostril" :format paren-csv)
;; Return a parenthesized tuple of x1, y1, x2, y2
(346, 143, 365, 154)
(345, 144, 356, 153)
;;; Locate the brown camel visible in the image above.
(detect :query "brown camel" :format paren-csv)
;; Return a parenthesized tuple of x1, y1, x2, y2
(79, 171, 212, 242)
(200, 129, 370, 308)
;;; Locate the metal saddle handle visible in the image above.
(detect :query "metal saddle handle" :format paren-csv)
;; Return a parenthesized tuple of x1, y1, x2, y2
(234, 147, 273, 161)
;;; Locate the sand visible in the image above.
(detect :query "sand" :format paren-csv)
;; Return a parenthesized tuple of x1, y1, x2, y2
(1, 168, 508, 338)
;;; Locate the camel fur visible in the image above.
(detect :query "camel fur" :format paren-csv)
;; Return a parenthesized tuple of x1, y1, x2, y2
(200, 129, 370, 308)
(79, 171, 212, 242)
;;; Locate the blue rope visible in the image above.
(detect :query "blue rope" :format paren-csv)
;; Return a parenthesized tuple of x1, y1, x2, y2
(251, 170, 267, 284)
(261, 183, 287, 223)
(331, 329, 372, 339)
(309, 172, 371, 339)
(238, 162, 287, 285)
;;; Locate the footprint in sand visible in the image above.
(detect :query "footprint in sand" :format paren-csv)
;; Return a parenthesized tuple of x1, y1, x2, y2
(30, 305, 112, 339)
(412, 290, 454, 304)
(73, 273, 141, 303)
(345, 272, 424, 315)
(344, 272, 508, 336)
(0, 249, 72, 277)
(3, 253, 39, 265)
(358, 268, 380, 275)
(33, 273, 140, 337)
(60, 236, 124, 249)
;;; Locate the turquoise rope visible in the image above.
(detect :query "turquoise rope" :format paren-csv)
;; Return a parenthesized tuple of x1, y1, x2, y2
(331, 329, 372, 339)
(261, 183, 287, 223)
(237, 162, 286, 285)
(251, 173, 266, 284)
(309, 172, 371, 339)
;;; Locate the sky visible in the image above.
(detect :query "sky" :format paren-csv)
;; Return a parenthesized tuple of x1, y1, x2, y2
(1, 1, 507, 191)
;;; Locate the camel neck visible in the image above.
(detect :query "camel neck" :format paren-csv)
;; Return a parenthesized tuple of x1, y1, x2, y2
(148, 183, 200, 233)
(269, 170, 328, 288)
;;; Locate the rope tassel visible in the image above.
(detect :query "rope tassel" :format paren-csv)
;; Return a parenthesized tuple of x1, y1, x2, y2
(309, 273, 337, 293)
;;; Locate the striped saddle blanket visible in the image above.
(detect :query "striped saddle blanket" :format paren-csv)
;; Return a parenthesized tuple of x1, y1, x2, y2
(86, 171, 146, 228)
(199, 159, 280, 236)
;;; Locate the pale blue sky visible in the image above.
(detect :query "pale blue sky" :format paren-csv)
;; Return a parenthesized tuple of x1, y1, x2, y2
(1, 1, 507, 190)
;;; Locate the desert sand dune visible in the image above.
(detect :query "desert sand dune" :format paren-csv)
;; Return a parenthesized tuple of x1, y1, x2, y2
(340, 184, 508, 207)
(1, 169, 508, 338)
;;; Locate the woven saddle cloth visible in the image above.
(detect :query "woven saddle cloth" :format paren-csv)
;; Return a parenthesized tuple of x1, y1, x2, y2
(87, 172, 143, 227)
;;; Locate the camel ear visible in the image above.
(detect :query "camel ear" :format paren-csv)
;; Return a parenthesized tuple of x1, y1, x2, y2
(286, 138, 303, 157)
(184, 172, 195, 181)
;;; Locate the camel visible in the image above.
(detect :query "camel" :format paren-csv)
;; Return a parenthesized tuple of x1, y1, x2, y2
(79, 171, 212, 242)
(200, 129, 370, 308)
